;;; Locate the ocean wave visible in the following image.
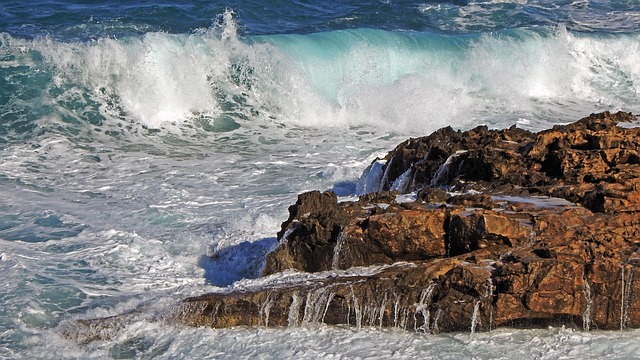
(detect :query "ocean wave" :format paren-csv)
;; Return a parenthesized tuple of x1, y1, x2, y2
(1, 12, 640, 142)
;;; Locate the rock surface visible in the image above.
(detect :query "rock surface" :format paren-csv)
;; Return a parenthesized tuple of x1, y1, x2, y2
(67, 112, 640, 342)
(374, 111, 640, 214)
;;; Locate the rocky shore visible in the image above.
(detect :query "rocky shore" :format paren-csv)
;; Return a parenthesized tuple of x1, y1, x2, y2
(67, 111, 640, 342)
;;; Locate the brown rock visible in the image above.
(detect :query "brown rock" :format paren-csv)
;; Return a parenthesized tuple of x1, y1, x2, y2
(447, 193, 495, 209)
(366, 210, 448, 260)
(448, 210, 531, 256)
(67, 112, 640, 342)
(417, 187, 451, 203)
(373, 111, 640, 213)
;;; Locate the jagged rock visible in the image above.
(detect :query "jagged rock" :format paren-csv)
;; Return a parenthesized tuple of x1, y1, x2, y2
(264, 192, 450, 274)
(67, 112, 640, 341)
(447, 210, 530, 256)
(447, 193, 495, 209)
(376, 111, 640, 213)
(417, 187, 451, 203)
(264, 191, 349, 274)
(255, 111, 640, 332)
(169, 203, 640, 334)
(173, 193, 637, 336)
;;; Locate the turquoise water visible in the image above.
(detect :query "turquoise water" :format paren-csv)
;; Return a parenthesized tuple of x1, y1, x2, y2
(2, 1, 640, 358)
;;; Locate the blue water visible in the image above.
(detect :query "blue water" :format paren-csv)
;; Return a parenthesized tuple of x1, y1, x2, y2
(2, 1, 640, 358)
(4, 0, 640, 38)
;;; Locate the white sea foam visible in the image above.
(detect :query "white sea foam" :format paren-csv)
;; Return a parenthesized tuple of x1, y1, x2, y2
(14, 321, 640, 359)
(491, 195, 576, 208)
(4, 15, 639, 137)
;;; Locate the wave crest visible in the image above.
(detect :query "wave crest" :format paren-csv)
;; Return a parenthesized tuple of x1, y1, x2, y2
(2, 12, 640, 139)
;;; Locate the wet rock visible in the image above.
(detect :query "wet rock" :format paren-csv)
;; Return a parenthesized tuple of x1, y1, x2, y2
(447, 210, 530, 256)
(361, 209, 448, 260)
(416, 187, 451, 203)
(179, 263, 445, 331)
(264, 191, 348, 274)
(376, 111, 640, 213)
(264, 192, 450, 274)
(170, 198, 640, 335)
(447, 193, 495, 209)
(68, 112, 640, 340)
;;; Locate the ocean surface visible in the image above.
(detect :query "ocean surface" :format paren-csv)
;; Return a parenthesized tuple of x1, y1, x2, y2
(1, 1, 640, 358)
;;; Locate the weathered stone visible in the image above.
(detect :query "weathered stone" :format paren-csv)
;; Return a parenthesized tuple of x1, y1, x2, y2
(266, 194, 452, 273)
(417, 187, 451, 203)
(448, 210, 530, 256)
(447, 193, 495, 209)
(376, 111, 640, 213)
(67, 112, 640, 342)
(166, 198, 640, 336)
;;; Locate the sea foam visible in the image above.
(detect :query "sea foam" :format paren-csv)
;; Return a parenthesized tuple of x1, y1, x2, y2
(3, 14, 640, 139)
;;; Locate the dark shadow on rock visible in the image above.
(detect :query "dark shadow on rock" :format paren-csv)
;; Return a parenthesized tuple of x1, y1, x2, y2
(198, 237, 278, 287)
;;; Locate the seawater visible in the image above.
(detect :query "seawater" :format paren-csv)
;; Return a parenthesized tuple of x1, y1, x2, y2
(1, 1, 640, 358)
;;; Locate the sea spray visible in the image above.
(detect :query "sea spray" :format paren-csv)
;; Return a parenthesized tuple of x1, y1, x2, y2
(356, 159, 386, 194)
(5, 22, 640, 138)
(321, 292, 336, 324)
(302, 288, 335, 325)
(391, 166, 412, 193)
(260, 295, 274, 327)
(5, 2, 640, 358)
(485, 277, 494, 332)
(470, 275, 495, 336)
(620, 264, 634, 330)
(350, 286, 362, 330)
(430, 150, 468, 187)
(393, 295, 401, 328)
(376, 293, 388, 328)
(621, 265, 626, 330)
(379, 157, 395, 191)
(432, 308, 444, 334)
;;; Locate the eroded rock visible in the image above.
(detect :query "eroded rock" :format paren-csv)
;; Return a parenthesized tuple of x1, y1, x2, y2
(377, 111, 640, 213)
(67, 112, 640, 341)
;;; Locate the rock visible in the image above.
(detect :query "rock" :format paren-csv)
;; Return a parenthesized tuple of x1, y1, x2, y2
(375, 111, 640, 213)
(67, 112, 640, 341)
(264, 191, 348, 274)
(178, 263, 447, 331)
(447, 210, 530, 256)
(417, 187, 451, 203)
(447, 193, 495, 209)
(264, 192, 450, 274)
(179, 199, 640, 331)
(167, 193, 640, 335)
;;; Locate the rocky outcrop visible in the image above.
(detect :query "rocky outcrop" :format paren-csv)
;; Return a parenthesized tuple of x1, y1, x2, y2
(373, 111, 640, 213)
(67, 112, 640, 342)
(242, 188, 639, 331)
(264, 191, 450, 274)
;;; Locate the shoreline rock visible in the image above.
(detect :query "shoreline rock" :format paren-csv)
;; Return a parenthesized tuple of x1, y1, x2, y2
(66, 111, 640, 342)
(370, 111, 640, 213)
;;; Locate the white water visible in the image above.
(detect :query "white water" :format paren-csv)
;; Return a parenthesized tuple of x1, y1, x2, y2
(0, 123, 391, 358)
(3, 21, 640, 138)
(431, 150, 469, 187)
(15, 324, 640, 359)
(415, 282, 437, 333)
